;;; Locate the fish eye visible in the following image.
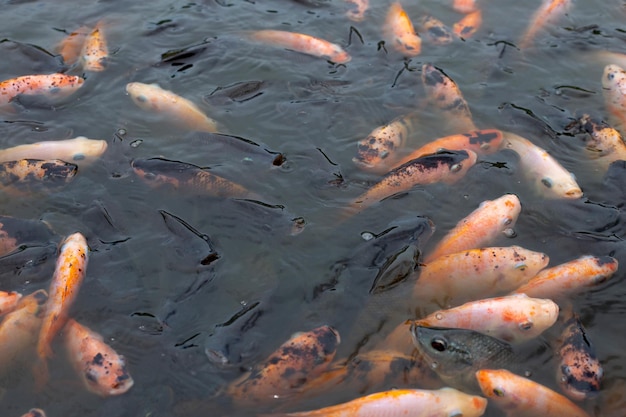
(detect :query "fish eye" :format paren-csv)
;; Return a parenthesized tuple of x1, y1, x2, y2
(379, 150, 389, 159)
(515, 263, 527, 271)
(450, 163, 462, 173)
(541, 177, 553, 188)
(502, 217, 512, 226)
(449, 412, 463, 417)
(518, 321, 533, 331)
(480, 143, 490, 150)
(493, 388, 505, 397)
(608, 73, 614, 81)
(431, 337, 448, 352)
(144, 172, 156, 180)
(135, 94, 148, 103)
(73, 153, 86, 161)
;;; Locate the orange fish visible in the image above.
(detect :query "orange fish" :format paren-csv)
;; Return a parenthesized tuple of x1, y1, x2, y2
(352, 111, 419, 173)
(414, 294, 559, 344)
(344, 0, 369, 21)
(394, 129, 503, 169)
(476, 369, 591, 417)
(556, 314, 602, 401)
(227, 325, 340, 407)
(418, 15, 454, 45)
(126, 82, 219, 133)
(20, 409, 46, 417)
(602, 64, 626, 129)
(383, 2, 422, 56)
(250, 30, 351, 64)
(512, 255, 618, 300)
(63, 318, 134, 396)
(453, 10, 483, 39)
(0, 290, 47, 376)
(453, 0, 478, 14)
(56, 26, 89, 66)
(578, 114, 626, 166)
(518, 0, 571, 49)
(0, 290, 22, 316)
(424, 193, 521, 263)
(35, 232, 88, 385)
(81, 22, 109, 71)
(0, 73, 84, 107)
(264, 387, 487, 417)
(501, 131, 582, 199)
(348, 149, 477, 213)
(413, 245, 549, 309)
(422, 64, 477, 133)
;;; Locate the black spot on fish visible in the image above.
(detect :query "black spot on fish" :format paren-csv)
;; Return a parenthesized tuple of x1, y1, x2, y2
(423, 69, 445, 86)
(465, 130, 500, 145)
(92, 352, 104, 366)
(595, 256, 615, 267)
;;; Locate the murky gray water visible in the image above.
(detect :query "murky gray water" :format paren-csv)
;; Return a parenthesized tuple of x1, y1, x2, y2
(1, 0, 626, 416)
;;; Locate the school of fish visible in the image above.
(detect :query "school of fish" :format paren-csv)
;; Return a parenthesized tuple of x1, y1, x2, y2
(0, 0, 625, 416)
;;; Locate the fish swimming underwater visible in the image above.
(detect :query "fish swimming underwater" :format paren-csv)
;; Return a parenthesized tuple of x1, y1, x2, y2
(602, 64, 626, 129)
(131, 157, 257, 199)
(0, 159, 77, 194)
(383, 2, 422, 56)
(249, 30, 351, 64)
(80, 22, 108, 71)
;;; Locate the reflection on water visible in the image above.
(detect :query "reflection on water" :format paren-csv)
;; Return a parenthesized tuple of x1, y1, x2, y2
(1, 0, 626, 416)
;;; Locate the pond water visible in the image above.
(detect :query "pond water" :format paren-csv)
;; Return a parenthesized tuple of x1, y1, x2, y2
(1, 0, 626, 416)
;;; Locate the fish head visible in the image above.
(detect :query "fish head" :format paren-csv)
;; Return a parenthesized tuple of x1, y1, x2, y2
(353, 121, 408, 170)
(488, 194, 522, 235)
(498, 246, 550, 290)
(410, 324, 477, 378)
(69, 137, 108, 163)
(130, 158, 187, 188)
(602, 64, 626, 92)
(535, 170, 583, 199)
(83, 352, 134, 396)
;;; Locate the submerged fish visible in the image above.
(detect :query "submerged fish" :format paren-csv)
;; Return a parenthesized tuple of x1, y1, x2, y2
(501, 131, 582, 199)
(0, 290, 22, 316)
(126, 82, 219, 133)
(0, 73, 84, 107)
(0, 215, 56, 257)
(264, 387, 487, 417)
(343, 0, 369, 21)
(0, 159, 77, 193)
(81, 22, 108, 71)
(414, 294, 559, 344)
(476, 369, 590, 417)
(410, 324, 518, 389)
(0, 290, 47, 376)
(56, 26, 89, 66)
(249, 30, 351, 64)
(413, 246, 549, 308)
(64, 318, 134, 396)
(131, 157, 257, 199)
(0, 137, 108, 166)
(424, 193, 521, 263)
(348, 149, 477, 214)
(556, 314, 602, 401)
(422, 64, 477, 133)
(383, 2, 422, 56)
(227, 325, 340, 406)
(453, 10, 482, 39)
(19, 409, 46, 417)
(418, 16, 454, 45)
(518, 0, 571, 49)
